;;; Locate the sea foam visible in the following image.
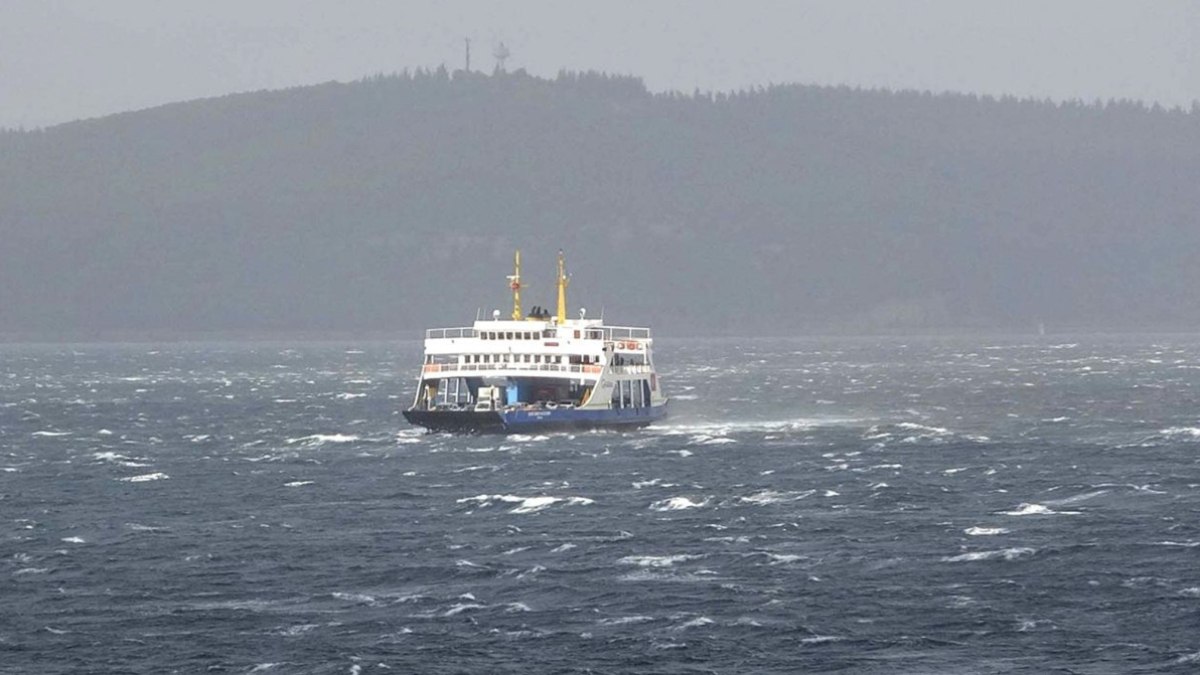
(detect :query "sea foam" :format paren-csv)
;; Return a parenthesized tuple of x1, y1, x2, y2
(457, 494, 594, 514)
(649, 496, 709, 511)
(943, 547, 1035, 562)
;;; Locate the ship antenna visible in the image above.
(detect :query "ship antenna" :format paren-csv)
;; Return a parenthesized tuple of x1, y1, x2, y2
(508, 249, 523, 320)
(556, 249, 570, 323)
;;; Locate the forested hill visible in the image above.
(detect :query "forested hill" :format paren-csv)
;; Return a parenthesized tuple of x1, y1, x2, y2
(2, 68, 1199, 339)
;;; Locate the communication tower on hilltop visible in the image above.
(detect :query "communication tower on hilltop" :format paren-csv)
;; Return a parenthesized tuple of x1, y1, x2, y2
(493, 42, 511, 72)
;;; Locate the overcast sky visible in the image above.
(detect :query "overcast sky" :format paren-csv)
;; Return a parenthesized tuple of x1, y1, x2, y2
(3, 0, 1198, 129)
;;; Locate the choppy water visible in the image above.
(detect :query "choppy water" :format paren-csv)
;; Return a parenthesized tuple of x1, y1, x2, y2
(4, 337, 1200, 673)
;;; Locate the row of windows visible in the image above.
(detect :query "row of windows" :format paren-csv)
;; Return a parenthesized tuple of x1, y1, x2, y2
(480, 330, 550, 341)
(460, 354, 602, 365)
(477, 329, 605, 341)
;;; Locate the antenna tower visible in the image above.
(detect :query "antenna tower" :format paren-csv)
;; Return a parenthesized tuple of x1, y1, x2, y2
(493, 42, 510, 72)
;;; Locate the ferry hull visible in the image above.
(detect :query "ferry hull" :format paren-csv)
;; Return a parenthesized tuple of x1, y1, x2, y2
(402, 409, 506, 433)
(403, 403, 668, 434)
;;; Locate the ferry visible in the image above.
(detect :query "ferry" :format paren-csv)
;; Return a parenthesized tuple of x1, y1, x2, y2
(403, 250, 668, 433)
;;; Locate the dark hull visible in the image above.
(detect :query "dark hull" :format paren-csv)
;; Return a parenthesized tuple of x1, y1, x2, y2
(403, 403, 668, 434)
(402, 409, 507, 433)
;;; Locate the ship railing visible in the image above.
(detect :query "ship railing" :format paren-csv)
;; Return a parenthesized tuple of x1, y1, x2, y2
(602, 326, 652, 341)
(424, 325, 651, 342)
(425, 327, 476, 339)
(608, 365, 655, 375)
(422, 363, 604, 376)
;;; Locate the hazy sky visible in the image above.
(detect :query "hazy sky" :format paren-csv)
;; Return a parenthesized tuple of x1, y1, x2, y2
(3, 0, 1198, 129)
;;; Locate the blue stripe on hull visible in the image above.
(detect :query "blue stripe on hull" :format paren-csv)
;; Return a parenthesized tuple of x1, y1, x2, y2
(499, 403, 668, 431)
(404, 403, 668, 434)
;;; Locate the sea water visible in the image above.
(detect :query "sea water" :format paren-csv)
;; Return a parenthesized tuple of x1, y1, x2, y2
(3, 337, 1200, 673)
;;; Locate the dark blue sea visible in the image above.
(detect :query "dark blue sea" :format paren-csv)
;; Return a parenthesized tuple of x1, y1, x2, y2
(4, 336, 1200, 673)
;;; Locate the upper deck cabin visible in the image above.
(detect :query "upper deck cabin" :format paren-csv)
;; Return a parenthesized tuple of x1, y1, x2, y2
(425, 319, 651, 352)
(420, 317, 654, 380)
(417, 249, 656, 381)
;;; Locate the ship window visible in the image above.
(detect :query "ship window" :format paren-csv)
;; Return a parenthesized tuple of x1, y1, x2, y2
(523, 354, 531, 363)
(525, 332, 533, 340)
(574, 330, 581, 338)
(543, 330, 553, 339)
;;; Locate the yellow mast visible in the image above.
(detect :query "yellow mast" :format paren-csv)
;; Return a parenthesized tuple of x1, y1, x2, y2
(556, 249, 569, 323)
(508, 250, 523, 320)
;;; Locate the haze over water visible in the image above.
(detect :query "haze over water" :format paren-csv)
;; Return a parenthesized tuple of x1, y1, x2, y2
(4, 336, 1200, 673)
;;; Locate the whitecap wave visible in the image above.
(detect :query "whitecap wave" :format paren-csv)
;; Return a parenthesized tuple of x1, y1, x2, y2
(118, 472, 169, 483)
(331, 592, 376, 605)
(738, 490, 814, 505)
(284, 480, 314, 487)
(445, 603, 486, 616)
(649, 496, 709, 511)
(1160, 427, 1200, 440)
(1045, 489, 1108, 505)
(1002, 503, 1079, 516)
(943, 547, 1035, 562)
(286, 433, 360, 446)
(598, 615, 655, 625)
(964, 527, 1009, 536)
(618, 554, 701, 567)
(457, 494, 594, 514)
(92, 451, 150, 467)
(689, 435, 737, 445)
(800, 635, 845, 644)
(651, 416, 859, 437)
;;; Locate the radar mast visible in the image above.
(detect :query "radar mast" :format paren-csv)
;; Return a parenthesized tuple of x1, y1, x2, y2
(508, 250, 523, 320)
(556, 250, 569, 323)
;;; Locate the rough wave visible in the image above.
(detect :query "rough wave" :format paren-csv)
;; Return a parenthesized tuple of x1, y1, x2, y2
(457, 494, 595, 514)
